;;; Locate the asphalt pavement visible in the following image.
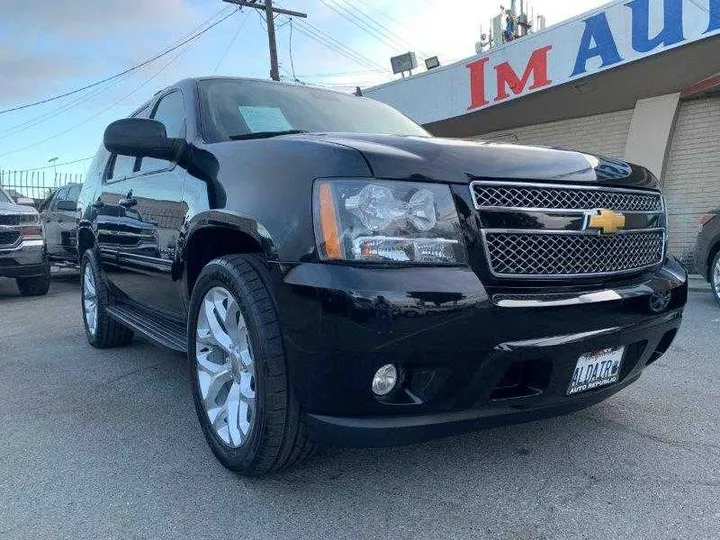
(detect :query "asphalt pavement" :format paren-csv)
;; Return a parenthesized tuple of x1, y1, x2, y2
(0, 272, 718, 540)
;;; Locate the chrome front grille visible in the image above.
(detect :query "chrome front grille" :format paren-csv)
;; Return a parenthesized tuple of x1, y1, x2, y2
(483, 230, 665, 278)
(472, 183, 663, 212)
(0, 215, 21, 226)
(0, 231, 21, 247)
(470, 181, 667, 279)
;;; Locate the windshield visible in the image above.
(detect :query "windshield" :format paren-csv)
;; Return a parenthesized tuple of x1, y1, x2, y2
(0, 188, 12, 204)
(198, 79, 429, 143)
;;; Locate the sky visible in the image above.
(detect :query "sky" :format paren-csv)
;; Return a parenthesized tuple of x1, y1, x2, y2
(0, 0, 610, 174)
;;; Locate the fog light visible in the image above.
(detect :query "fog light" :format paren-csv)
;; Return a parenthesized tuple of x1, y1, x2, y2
(372, 364, 398, 396)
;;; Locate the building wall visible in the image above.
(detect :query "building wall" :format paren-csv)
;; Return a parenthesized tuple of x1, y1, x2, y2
(663, 96, 720, 263)
(471, 109, 635, 159)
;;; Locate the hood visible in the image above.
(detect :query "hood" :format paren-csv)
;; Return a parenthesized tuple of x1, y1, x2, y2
(0, 201, 38, 216)
(311, 133, 659, 190)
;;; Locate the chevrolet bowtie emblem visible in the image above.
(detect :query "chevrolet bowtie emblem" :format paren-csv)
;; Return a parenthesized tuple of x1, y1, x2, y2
(587, 209, 626, 235)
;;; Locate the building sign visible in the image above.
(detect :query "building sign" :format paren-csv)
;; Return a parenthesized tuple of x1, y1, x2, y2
(365, 0, 720, 125)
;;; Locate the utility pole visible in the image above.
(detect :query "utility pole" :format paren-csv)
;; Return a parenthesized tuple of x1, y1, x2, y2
(222, 0, 307, 81)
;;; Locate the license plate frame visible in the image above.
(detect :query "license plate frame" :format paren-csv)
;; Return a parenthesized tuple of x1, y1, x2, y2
(567, 347, 625, 396)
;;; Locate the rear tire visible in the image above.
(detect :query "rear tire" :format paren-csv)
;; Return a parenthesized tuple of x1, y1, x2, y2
(712, 251, 720, 306)
(16, 265, 50, 296)
(188, 254, 315, 476)
(81, 250, 134, 348)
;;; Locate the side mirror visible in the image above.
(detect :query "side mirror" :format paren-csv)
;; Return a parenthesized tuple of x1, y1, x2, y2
(55, 200, 78, 212)
(103, 118, 185, 161)
(15, 197, 35, 207)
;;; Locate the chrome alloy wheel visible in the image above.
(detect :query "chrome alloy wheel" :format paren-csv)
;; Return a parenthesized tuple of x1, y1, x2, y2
(714, 257, 720, 298)
(83, 265, 98, 336)
(196, 287, 256, 448)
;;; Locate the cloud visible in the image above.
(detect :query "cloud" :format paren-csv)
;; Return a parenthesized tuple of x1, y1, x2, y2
(0, 0, 200, 105)
(0, 0, 195, 38)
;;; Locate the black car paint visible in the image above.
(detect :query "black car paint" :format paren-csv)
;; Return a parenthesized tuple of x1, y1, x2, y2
(695, 211, 720, 281)
(77, 77, 687, 446)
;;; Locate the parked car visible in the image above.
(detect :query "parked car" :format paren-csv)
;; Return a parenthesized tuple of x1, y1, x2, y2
(38, 183, 82, 266)
(694, 209, 720, 303)
(76, 77, 687, 476)
(0, 187, 50, 296)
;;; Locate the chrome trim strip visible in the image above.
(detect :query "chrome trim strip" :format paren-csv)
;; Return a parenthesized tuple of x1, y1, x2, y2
(470, 180, 665, 213)
(495, 290, 623, 308)
(475, 207, 663, 215)
(482, 227, 665, 236)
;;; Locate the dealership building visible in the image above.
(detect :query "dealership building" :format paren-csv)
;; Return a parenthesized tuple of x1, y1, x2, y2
(365, 0, 720, 266)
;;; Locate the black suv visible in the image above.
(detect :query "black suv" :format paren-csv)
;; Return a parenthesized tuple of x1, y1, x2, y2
(77, 77, 687, 476)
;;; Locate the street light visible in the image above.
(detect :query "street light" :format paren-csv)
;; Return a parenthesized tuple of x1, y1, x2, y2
(48, 157, 59, 185)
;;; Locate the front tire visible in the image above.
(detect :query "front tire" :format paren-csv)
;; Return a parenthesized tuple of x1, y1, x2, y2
(712, 251, 720, 306)
(16, 265, 50, 296)
(80, 250, 134, 348)
(188, 254, 315, 476)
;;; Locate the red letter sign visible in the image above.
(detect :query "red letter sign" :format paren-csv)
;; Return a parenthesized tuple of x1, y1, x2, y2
(494, 45, 553, 101)
(467, 57, 490, 110)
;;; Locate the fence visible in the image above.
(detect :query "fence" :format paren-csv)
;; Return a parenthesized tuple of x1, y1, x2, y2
(0, 169, 84, 202)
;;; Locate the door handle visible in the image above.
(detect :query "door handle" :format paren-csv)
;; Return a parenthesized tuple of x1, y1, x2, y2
(119, 197, 138, 208)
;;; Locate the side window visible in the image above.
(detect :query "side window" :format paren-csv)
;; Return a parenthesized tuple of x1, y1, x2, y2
(52, 186, 70, 209)
(107, 155, 136, 181)
(104, 106, 151, 183)
(140, 92, 186, 174)
(67, 184, 82, 202)
(39, 190, 58, 212)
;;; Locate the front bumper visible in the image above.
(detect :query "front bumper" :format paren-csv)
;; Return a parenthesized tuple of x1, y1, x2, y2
(0, 240, 48, 278)
(273, 257, 687, 447)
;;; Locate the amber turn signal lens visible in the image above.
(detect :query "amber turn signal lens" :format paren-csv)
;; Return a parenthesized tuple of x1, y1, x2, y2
(318, 182, 342, 259)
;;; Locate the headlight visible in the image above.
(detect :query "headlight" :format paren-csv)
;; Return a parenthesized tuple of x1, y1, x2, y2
(313, 179, 466, 265)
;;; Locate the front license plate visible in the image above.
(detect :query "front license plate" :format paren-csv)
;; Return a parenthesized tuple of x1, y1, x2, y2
(567, 347, 624, 395)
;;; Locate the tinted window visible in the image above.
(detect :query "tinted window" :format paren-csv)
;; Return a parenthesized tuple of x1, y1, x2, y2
(54, 186, 70, 205)
(104, 105, 152, 182)
(198, 79, 428, 143)
(108, 154, 136, 181)
(140, 92, 186, 173)
(67, 184, 82, 202)
(38, 191, 57, 212)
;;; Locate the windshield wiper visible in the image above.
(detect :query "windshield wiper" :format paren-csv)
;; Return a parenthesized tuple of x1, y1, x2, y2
(228, 130, 308, 140)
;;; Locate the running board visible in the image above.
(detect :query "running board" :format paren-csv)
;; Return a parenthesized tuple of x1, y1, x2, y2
(106, 304, 187, 354)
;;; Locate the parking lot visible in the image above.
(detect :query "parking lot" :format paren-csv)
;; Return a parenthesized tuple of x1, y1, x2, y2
(0, 272, 718, 540)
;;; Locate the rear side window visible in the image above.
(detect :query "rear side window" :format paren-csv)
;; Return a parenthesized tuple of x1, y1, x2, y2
(105, 104, 153, 182)
(139, 91, 186, 174)
(108, 155, 136, 181)
(66, 184, 82, 202)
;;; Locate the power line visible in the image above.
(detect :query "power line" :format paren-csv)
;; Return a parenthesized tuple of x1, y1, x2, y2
(288, 18, 297, 81)
(9, 156, 94, 172)
(332, 0, 430, 58)
(294, 19, 386, 72)
(222, 0, 307, 82)
(214, 10, 250, 73)
(1, 9, 234, 137)
(0, 15, 218, 159)
(0, 7, 236, 117)
(316, 0, 404, 54)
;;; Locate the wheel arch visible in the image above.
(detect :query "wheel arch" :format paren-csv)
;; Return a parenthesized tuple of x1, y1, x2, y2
(708, 239, 720, 282)
(77, 226, 95, 261)
(183, 211, 276, 297)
